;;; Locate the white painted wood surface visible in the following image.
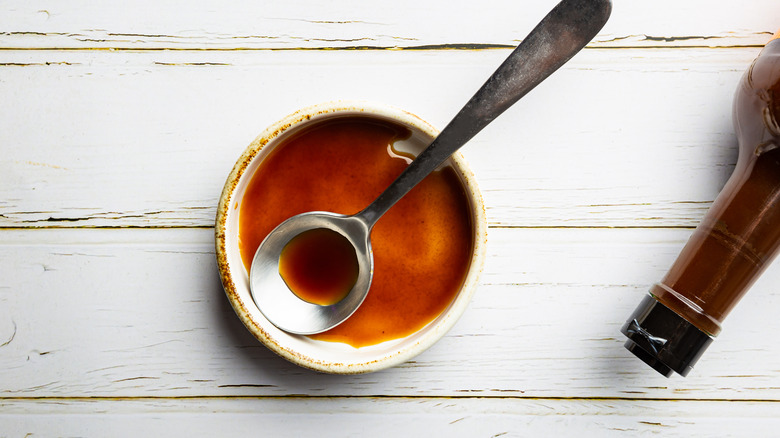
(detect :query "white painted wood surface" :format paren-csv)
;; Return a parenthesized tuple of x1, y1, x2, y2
(3, 0, 780, 435)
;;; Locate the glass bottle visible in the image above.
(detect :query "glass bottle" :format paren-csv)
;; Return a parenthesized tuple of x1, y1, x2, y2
(622, 30, 780, 377)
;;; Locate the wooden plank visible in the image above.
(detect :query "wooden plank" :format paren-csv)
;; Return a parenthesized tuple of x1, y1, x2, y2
(2, 397, 780, 437)
(0, 48, 761, 228)
(0, 0, 777, 49)
(1, 227, 779, 399)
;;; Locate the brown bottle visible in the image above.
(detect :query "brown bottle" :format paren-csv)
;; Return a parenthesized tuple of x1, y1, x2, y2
(622, 30, 780, 377)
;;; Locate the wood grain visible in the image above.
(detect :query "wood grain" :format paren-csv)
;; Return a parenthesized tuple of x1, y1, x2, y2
(3, 397, 780, 436)
(0, 48, 759, 228)
(0, 0, 777, 49)
(1, 228, 779, 400)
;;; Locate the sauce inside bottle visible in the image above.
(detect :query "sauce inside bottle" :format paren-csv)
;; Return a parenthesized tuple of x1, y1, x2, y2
(652, 35, 780, 336)
(238, 117, 473, 347)
(278, 228, 358, 306)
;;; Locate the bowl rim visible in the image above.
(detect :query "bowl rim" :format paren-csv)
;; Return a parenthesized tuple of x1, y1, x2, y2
(215, 100, 487, 374)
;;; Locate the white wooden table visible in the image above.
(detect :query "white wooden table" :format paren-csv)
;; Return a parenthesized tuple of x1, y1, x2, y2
(3, 1, 780, 435)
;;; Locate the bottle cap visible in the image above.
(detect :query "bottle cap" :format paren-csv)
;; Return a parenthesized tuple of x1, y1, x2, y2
(621, 294, 714, 377)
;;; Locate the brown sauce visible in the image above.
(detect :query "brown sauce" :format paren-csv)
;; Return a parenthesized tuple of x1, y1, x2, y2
(278, 228, 358, 306)
(238, 117, 473, 347)
(653, 38, 780, 335)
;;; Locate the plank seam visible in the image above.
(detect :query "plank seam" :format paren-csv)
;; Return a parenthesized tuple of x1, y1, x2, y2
(1, 395, 779, 403)
(0, 44, 767, 52)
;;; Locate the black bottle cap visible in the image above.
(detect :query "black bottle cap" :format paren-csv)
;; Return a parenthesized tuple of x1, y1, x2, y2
(621, 294, 714, 377)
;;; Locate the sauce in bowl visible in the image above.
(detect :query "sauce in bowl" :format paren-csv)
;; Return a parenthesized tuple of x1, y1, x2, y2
(238, 116, 473, 347)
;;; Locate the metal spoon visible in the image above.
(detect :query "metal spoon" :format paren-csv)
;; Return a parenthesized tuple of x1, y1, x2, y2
(250, 0, 612, 334)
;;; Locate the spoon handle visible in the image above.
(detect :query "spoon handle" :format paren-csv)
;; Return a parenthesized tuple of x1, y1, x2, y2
(357, 0, 611, 226)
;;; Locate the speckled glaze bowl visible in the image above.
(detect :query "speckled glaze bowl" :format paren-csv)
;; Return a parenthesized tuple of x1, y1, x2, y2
(215, 101, 487, 374)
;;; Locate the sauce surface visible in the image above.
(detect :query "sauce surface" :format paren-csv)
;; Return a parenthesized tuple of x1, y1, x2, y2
(279, 228, 358, 306)
(238, 117, 473, 347)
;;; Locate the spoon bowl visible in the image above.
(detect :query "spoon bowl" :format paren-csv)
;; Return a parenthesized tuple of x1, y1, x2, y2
(249, 211, 373, 334)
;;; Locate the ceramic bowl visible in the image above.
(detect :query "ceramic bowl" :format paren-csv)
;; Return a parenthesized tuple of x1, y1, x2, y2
(215, 101, 487, 374)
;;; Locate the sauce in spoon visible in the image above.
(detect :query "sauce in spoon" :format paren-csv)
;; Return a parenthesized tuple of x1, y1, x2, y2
(279, 228, 359, 306)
